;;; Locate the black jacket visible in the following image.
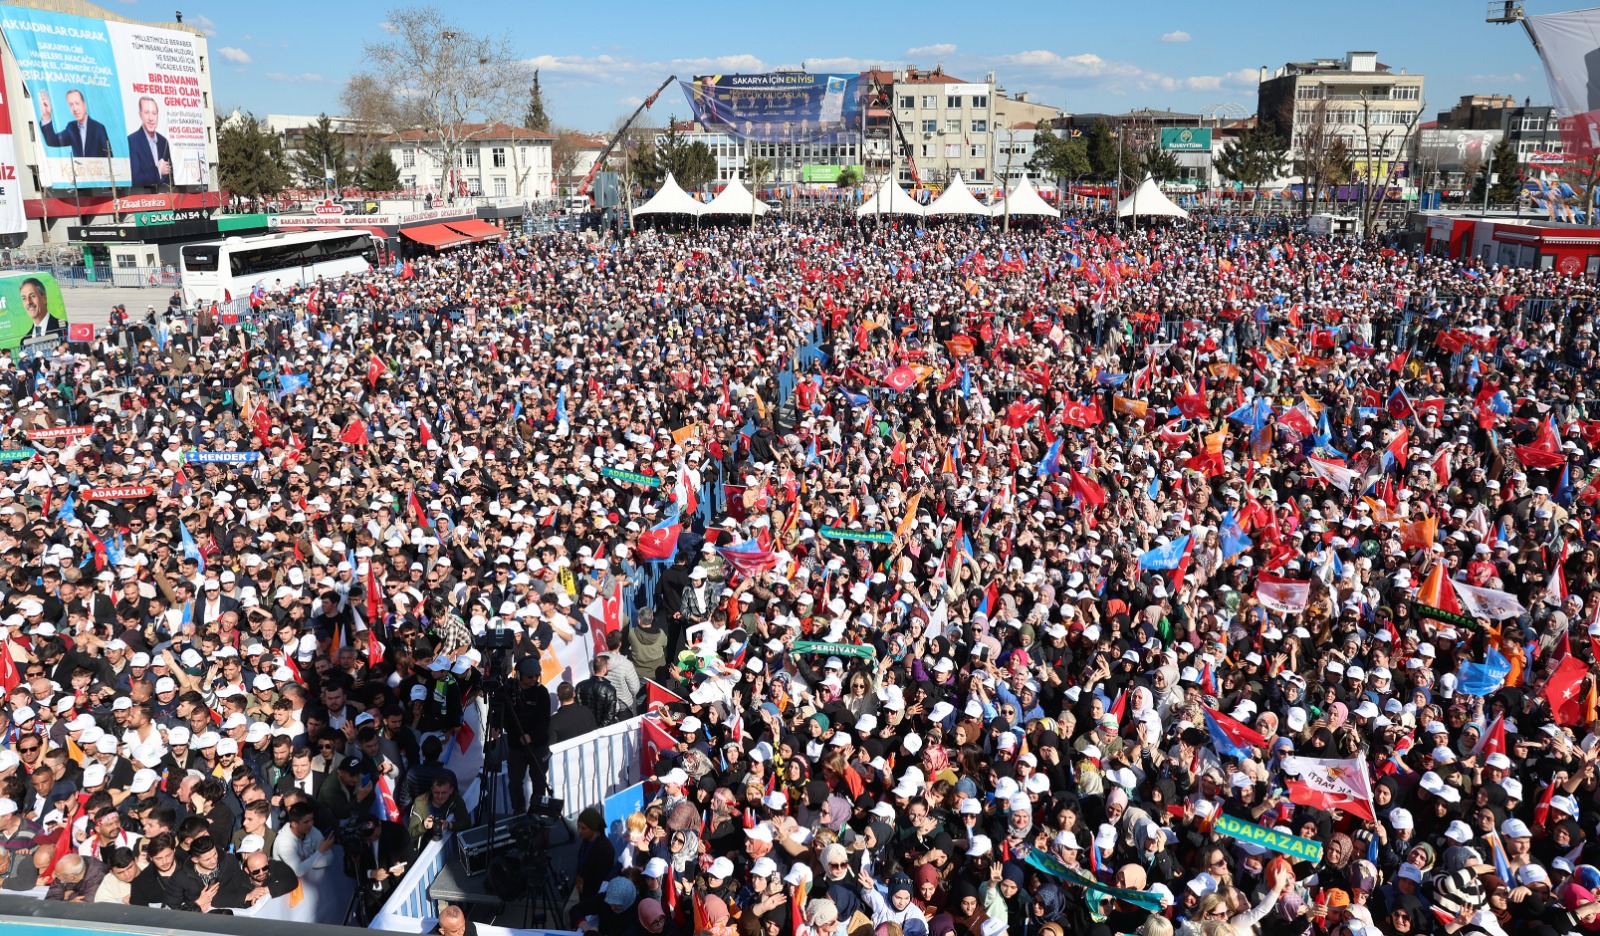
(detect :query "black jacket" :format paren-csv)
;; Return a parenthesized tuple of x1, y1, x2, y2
(548, 701, 598, 745)
(130, 861, 205, 911)
(575, 675, 621, 727)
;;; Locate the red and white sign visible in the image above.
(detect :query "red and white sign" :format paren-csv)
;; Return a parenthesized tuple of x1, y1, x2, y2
(25, 426, 92, 440)
(1282, 755, 1375, 820)
(0, 50, 23, 236)
(311, 198, 346, 216)
(66, 323, 94, 343)
(113, 193, 185, 213)
(1255, 575, 1311, 614)
(85, 486, 153, 500)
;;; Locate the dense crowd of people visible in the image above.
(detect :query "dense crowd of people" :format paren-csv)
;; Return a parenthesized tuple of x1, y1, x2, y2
(0, 208, 1599, 936)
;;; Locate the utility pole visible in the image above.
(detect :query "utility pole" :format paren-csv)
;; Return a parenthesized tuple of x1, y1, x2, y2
(1480, 141, 1495, 218)
(1115, 118, 1123, 232)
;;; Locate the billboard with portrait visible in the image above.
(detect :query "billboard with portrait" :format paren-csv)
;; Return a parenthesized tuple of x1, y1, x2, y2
(0, 47, 24, 234)
(681, 73, 864, 142)
(0, 272, 67, 352)
(0, 8, 208, 189)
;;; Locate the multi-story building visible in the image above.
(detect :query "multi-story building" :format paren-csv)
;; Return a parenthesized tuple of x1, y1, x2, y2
(994, 90, 1061, 132)
(890, 67, 997, 188)
(1258, 51, 1425, 183)
(1435, 94, 1563, 163)
(0, 0, 224, 246)
(384, 124, 554, 199)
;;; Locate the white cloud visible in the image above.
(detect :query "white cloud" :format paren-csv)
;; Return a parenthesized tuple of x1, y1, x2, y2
(187, 14, 218, 37)
(907, 43, 957, 59)
(378, 21, 400, 34)
(218, 47, 252, 65)
(1159, 31, 1191, 43)
(1469, 71, 1526, 83)
(264, 72, 326, 84)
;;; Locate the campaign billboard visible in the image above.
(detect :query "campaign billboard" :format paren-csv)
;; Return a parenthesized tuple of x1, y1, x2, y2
(1415, 129, 1500, 172)
(681, 73, 864, 142)
(1527, 9, 1600, 161)
(0, 272, 68, 352)
(0, 8, 208, 190)
(0, 48, 24, 234)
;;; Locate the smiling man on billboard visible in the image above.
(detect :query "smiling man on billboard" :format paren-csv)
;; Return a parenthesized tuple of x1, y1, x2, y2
(128, 96, 173, 187)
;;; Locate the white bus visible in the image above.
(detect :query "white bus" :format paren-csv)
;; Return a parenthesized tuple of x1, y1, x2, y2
(180, 230, 378, 307)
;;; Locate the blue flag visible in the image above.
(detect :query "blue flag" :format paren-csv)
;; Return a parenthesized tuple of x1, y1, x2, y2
(1036, 438, 1063, 478)
(1457, 647, 1511, 697)
(1139, 535, 1192, 572)
(57, 492, 75, 522)
(1219, 510, 1252, 562)
(179, 520, 205, 574)
(279, 373, 310, 395)
(556, 387, 568, 424)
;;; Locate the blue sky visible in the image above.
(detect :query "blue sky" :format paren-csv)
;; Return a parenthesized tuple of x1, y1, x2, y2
(175, 0, 1559, 130)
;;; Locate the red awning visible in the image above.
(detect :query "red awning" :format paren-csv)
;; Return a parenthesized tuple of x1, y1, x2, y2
(444, 219, 505, 240)
(400, 223, 474, 249)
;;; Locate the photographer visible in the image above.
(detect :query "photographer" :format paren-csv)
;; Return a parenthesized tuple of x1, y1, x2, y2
(347, 814, 413, 914)
(505, 657, 553, 813)
(408, 775, 470, 850)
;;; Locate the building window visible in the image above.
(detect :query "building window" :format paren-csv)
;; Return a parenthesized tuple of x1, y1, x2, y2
(403, 177, 414, 188)
(493, 177, 507, 196)
(1522, 116, 1545, 132)
(972, 95, 988, 109)
(899, 95, 915, 109)
(921, 95, 937, 108)
(116, 253, 136, 269)
(1297, 84, 1323, 100)
(492, 147, 507, 167)
(922, 120, 937, 133)
(945, 143, 961, 157)
(899, 168, 914, 182)
(464, 150, 478, 168)
(402, 149, 415, 168)
(971, 119, 987, 134)
(1391, 86, 1420, 101)
(970, 143, 986, 158)
(946, 119, 961, 133)
(972, 168, 986, 181)
(946, 95, 962, 109)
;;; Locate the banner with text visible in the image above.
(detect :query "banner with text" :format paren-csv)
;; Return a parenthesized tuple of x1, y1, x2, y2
(682, 73, 864, 143)
(0, 7, 209, 189)
(0, 48, 24, 234)
(0, 272, 69, 352)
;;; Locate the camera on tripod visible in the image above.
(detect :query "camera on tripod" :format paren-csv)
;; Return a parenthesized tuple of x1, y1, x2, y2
(334, 813, 377, 855)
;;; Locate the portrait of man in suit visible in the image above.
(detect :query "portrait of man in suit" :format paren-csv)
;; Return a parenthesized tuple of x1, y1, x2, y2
(21, 278, 63, 338)
(37, 87, 111, 160)
(128, 96, 173, 187)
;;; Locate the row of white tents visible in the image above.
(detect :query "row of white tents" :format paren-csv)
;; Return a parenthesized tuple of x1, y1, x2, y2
(633, 172, 1190, 220)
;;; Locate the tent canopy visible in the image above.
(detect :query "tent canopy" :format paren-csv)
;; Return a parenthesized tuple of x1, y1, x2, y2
(1116, 175, 1189, 219)
(992, 175, 1060, 219)
(703, 179, 770, 216)
(634, 173, 705, 216)
(925, 174, 990, 217)
(855, 180, 927, 217)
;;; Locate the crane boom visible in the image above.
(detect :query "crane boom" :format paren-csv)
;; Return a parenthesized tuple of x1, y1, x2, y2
(579, 74, 677, 198)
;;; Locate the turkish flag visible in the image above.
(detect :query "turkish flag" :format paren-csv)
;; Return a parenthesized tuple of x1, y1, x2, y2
(644, 679, 685, 712)
(584, 580, 624, 657)
(340, 420, 369, 446)
(1545, 654, 1589, 726)
(0, 643, 18, 694)
(883, 365, 917, 393)
(1066, 469, 1107, 508)
(641, 715, 678, 780)
(1062, 401, 1101, 428)
(66, 322, 94, 343)
(1005, 401, 1040, 428)
(367, 354, 387, 388)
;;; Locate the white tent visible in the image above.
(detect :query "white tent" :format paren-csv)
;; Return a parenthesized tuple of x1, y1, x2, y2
(925, 173, 990, 216)
(991, 175, 1060, 219)
(1116, 175, 1189, 219)
(702, 179, 770, 216)
(634, 173, 706, 217)
(855, 180, 927, 217)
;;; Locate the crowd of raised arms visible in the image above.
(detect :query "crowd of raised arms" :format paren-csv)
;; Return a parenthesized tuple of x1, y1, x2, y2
(1, 209, 1600, 936)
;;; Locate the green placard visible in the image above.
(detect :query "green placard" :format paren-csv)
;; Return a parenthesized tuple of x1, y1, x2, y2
(1161, 128, 1212, 152)
(601, 467, 662, 487)
(1023, 850, 1167, 913)
(0, 272, 68, 352)
(1211, 813, 1324, 863)
(820, 526, 895, 543)
(802, 164, 865, 183)
(0, 449, 35, 461)
(792, 641, 877, 660)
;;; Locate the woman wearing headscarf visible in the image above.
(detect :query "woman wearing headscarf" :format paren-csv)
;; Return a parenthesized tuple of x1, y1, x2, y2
(945, 878, 989, 936)
(1020, 882, 1069, 936)
(911, 863, 946, 918)
(860, 871, 930, 936)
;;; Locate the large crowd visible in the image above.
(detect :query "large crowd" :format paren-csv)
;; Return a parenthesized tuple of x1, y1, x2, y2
(0, 208, 1599, 936)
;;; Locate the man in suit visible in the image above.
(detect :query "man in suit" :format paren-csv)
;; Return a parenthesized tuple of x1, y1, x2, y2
(38, 88, 111, 160)
(273, 748, 328, 801)
(20, 278, 62, 338)
(127, 96, 172, 187)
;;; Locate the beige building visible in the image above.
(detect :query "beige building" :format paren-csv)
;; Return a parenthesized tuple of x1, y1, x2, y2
(875, 66, 997, 188)
(1257, 51, 1425, 182)
(994, 90, 1061, 133)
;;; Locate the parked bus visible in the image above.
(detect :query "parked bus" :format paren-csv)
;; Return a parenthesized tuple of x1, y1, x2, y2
(180, 230, 377, 307)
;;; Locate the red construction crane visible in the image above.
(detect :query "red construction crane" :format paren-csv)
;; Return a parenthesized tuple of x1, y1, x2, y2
(578, 75, 677, 199)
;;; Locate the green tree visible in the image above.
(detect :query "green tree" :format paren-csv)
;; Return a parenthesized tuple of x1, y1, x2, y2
(1214, 126, 1289, 191)
(1086, 120, 1117, 182)
(290, 113, 353, 191)
(523, 70, 551, 132)
(358, 150, 402, 191)
(1139, 144, 1182, 183)
(644, 121, 718, 191)
(1027, 129, 1090, 196)
(835, 166, 863, 188)
(1478, 137, 1521, 203)
(219, 112, 293, 211)
(746, 157, 773, 229)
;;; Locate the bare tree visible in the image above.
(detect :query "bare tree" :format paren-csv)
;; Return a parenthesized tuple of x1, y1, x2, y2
(338, 73, 417, 165)
(363, 6, 531, 196)
(1294, 98, 1353, 217)
(1356, 90, 1424, 235)
(550, 129, 589, 197)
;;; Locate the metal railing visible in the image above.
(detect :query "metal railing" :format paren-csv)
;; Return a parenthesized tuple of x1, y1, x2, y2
(0, 264, 180, 289)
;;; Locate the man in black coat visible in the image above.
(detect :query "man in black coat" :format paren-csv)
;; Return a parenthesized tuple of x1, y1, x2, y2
(217, 849, 299, 909)
(548, 682, 598, 744)
(507, 658, 554, 811)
